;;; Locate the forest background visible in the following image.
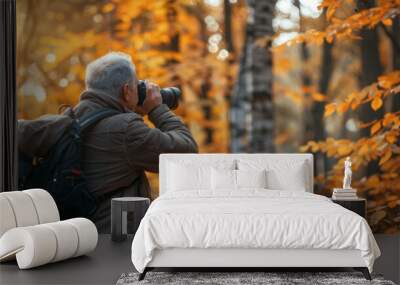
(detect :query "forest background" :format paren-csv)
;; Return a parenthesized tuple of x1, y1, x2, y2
(16, 0, 400, 233)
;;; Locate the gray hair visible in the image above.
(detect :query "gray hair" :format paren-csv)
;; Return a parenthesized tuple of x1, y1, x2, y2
(85, 52, 136, 98)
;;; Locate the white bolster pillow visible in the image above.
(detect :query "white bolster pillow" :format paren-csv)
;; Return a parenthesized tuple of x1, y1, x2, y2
(0, 218, 98, 269)
(0, 196, 17, 237)
(0, 189, 60, 237)
(0, 191, 40, 228)
(23, 189, 60, 224)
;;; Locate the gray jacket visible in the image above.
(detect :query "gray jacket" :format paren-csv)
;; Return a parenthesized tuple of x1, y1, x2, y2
(72, 89, 198, 232)
(19, 89, 198, 232)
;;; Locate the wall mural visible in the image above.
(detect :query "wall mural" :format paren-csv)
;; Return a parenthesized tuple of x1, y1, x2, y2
(16, 0, 400, 233)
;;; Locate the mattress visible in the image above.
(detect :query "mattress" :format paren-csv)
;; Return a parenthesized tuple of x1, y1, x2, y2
(131, 190, 380, 273)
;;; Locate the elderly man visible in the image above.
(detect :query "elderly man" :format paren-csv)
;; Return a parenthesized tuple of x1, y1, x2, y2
(72, 52, 198, 232)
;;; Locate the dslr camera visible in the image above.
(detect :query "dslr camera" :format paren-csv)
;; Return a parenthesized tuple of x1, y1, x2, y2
(137, 80, 181, 110)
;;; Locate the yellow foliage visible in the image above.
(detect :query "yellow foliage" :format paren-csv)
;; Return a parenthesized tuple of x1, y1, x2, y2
(311, 92, 327, 102)
(379, 149, 392, 165)
(371, 121, 382, 135)
(324, 103, 336, 116)
(273, 0, 400, 49)
(371, 96, 383, 111)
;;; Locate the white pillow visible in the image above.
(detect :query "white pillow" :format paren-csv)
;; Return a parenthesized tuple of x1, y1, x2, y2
(166, 160, 236, 192)
(167, 163, 211, 191)
(211, 168, 236, 190)
(238, 159, 309, 192)
(266, 167, 307, 191)
(236, 169, 267, 189)
(211, 169, 267, 191)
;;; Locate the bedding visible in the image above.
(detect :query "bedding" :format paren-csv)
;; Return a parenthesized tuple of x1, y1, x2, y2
(131, 190, 380, 273)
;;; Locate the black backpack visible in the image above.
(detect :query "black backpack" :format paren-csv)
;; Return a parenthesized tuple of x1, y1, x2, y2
(18, 108, 120, 219)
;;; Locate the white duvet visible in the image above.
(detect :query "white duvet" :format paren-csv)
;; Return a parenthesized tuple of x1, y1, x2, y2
(131, 190, 380, 273)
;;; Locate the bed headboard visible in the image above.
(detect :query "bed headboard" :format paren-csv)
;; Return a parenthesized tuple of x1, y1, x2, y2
(159, 153, 314, 195)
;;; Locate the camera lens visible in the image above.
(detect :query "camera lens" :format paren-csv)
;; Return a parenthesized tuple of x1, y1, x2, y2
(160, 87, 180, 110)
(137, 80, 181, 110)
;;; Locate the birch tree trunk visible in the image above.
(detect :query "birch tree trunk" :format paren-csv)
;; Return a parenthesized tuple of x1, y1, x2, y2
(230, 0, 276, 153)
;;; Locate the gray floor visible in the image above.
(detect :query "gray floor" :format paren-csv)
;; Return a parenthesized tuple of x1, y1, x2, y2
(374, 234, 400, 284)
(0, 235, 135, 285)
(0, 234, 399, 285)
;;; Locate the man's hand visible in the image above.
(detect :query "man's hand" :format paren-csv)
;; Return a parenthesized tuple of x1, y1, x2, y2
(135, 81, 162, 116)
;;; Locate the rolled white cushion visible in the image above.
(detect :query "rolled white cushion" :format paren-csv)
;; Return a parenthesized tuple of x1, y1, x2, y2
(0, 189, 60, 239)
(42, 221, 79, 262)
(0, 196, 17, 237)
(0, 218, 98, 269)
(0, 226, 57, 269)
(23, 189, 59, 224)
(0, 191, 39, 227)
(65, 218, 98, 257)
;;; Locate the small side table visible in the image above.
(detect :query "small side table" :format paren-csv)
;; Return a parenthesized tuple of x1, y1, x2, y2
(331, 198, 367, 218)
(111, 197, 150, 242)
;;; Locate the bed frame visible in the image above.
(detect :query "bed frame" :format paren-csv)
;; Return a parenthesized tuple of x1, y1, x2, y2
(139, 154, 371, 281)
(139, 248, 370, 280)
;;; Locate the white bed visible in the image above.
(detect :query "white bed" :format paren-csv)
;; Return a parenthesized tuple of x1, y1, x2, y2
(131, 154, 380, 280)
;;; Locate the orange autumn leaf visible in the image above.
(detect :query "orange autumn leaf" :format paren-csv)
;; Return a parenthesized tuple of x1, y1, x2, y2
(337, 102, 350, 113)
(385, 132, 397, 144)
(326, 34, 334, 43)
(378, 71, 400, 89)
(379, 149, 392, 165)
(324, 103, 336, 117)
(326, 4, 337, 21)
(371, 97, 383, 111)
(351, 99, 361, 110)
(382, 113, 397, 126)
(382, 18, 392, 26)
(102, 3, 114, 13)
(370, 121, 381, 135)
(358, 143, 369, 155)
(312, 92, 327, 102)
(367, 175, 380, 187)
(337, 145, 352, 156)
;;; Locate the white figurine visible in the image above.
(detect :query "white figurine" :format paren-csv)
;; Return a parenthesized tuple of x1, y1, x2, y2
(343, 157, 352, 189)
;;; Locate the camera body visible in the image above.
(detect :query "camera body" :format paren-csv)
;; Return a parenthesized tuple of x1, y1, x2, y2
(137, 80, 180, 110)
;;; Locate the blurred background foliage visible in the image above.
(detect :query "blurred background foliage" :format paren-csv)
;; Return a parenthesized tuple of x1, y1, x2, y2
(17, 0, 399, 233)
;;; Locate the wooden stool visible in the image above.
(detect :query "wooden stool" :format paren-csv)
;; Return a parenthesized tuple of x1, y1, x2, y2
(111, 197, 150, 242)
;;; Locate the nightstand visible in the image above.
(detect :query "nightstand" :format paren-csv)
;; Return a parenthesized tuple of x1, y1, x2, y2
(331, 198, 367, 218)
(111, 197, 150, 242)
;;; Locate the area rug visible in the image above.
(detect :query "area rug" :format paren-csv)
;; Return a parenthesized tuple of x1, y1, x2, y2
(116, 271, 395, 285)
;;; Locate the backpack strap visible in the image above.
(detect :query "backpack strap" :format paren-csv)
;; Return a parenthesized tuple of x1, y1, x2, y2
(78, 109, 121, 133)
